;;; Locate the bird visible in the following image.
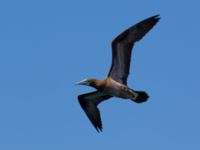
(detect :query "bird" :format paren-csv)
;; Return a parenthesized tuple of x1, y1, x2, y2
(76, 15, 160, 132)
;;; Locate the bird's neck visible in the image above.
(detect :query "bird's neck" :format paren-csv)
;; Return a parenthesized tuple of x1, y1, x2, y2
(90, 78, 106, 90)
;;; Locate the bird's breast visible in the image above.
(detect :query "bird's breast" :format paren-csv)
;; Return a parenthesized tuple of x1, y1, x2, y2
(102, 78, 132, 99)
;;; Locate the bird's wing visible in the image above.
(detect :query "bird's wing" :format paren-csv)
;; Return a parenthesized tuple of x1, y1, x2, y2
(78, 91, 112, 132)
(108, 15, 160, 84)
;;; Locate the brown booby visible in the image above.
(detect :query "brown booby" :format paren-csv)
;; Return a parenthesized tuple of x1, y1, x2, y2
(76, 15, 160, 132)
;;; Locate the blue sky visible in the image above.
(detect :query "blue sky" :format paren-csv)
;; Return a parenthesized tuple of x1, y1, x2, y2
(0, 0, 200, 149)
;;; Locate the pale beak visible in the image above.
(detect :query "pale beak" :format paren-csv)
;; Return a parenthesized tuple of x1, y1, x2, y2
(75, 79, 88, 85)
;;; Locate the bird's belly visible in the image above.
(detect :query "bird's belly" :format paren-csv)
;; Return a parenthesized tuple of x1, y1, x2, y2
(101, 77, 135, 99)
(103, 86, 133, 99)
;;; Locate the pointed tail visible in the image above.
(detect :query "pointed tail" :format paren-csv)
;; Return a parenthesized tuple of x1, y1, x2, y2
(133, 91, 149, 103)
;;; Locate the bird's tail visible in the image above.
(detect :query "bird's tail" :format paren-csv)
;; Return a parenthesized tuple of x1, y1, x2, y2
(132, 91, 149, 103)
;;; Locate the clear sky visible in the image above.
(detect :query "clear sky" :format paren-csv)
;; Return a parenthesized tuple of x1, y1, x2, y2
(0, 0, 200, 150)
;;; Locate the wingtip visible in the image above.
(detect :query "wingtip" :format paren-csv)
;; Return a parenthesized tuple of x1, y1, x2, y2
(153, 14, 161, 20)
(94, 123, 103, 132)
(95, 126, 103, 133)
(146, 14, 160, 26)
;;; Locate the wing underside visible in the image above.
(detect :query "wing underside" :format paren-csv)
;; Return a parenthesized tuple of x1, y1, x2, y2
(78, 91, 112, 132)
(108, 15, 160, 84)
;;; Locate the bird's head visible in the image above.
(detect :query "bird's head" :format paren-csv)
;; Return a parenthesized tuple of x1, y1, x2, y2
(75, 78, 97, 87)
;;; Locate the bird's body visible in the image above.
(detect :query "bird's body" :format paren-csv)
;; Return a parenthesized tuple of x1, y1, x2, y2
(101, 77, 134, 99)
(84, 77, 140, 100)
(76, 15, 160, 132)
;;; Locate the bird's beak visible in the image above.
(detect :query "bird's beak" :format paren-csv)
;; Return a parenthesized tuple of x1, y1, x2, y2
(75, 79, 88, 85)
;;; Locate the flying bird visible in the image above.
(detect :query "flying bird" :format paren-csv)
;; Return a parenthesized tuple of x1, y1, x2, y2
(76, 15, 160, 132)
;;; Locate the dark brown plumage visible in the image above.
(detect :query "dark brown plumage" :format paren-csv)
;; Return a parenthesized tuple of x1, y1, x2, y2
(78, 91, 112, 132)
(76, 15, 160, 132)
(109, 15, 160, 84)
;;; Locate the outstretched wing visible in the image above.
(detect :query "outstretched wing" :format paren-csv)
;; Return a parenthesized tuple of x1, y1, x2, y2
(78, 91, 112, 132)
(108, 15, 160, 84)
